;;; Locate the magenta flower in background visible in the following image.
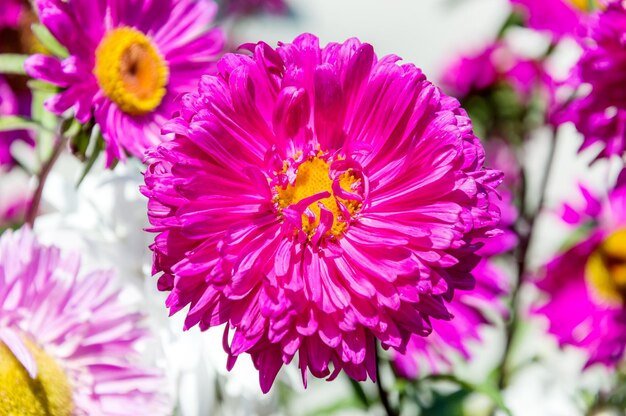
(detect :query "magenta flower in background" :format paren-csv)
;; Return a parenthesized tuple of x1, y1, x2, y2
(510, 0, 592, 40)
(143, 33, 502, 392)
(25, 0, 224, 166)
(0, 75, 33, 167)
(566, 2, 626, 161)
(0, 0, 25, 30)
(535, 174, 626, 367)
(0, 227, 170, 414)
(221, 0, 287, 16)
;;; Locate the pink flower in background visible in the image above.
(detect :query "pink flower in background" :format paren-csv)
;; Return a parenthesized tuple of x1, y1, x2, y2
(0, 0, 25, 30)
(25, 0, 224, 166)
(566, 2, 626, 161)
(441, 42, 551, 104)
(510, 0, 593, 40)
(0, 227, 170, 414)
(221, 0, 287, 16)
(143, 34, 502, 392)
(535, 173, 626, 367)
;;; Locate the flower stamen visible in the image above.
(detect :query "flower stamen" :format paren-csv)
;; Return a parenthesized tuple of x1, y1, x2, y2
(94, 27, 169, 115)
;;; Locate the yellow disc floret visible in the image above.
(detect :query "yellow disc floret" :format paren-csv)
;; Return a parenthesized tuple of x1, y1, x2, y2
(276, 156, 361, 237)
(0, 338, 73, 416)
(585, 229, 626, 306)
(94, 27, 169, 115)
(569, 0, 597, 11)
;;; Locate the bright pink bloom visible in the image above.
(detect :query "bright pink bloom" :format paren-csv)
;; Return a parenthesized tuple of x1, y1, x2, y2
(143, 34, 502, 392)
(566, 2, 626, 161)
(0, 227, 170, 414)
(535, 173, 626, 367)
(25, 0, 224, 166)
(510, 0, 591, 40)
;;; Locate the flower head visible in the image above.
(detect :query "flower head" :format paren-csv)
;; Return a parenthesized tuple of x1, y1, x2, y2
(25, 0, 224, 166)
(143, 34, 502, 392)
(510, 0, 596, 40)
(0, 226, 169, 415)
(535, 174, 626, 367)
(566, 2, 626, 161)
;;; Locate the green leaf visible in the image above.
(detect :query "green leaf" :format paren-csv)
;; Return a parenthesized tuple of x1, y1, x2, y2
(76, 126, 104, 187)
(0, 54, 28, 75)
(0, 116, 50, 133)
(30, 24, 69, 58)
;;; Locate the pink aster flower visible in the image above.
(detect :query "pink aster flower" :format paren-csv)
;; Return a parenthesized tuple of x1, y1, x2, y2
(535, 174, 626, 367)
(25, 0, 224, 166)
(0, 226, 170, 414)
(0, 75, 33, 166)
(510, 0, 596, 40)
(565, 2, 626, 161)
(142, 34, 502, 392)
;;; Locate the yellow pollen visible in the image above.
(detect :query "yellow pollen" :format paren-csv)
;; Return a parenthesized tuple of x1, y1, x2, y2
(585, 229, 626, 306)
(0, 338, 73, 416)
(94, 27, 168, 115)
(569, 0, 596, 11)
(276, 157, 361, 237)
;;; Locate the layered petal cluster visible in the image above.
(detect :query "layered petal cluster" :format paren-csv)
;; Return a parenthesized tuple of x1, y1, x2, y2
(25, 0, 224, 166)
(566, 2, 626, 161)
(535, 174, 626, 367)
(143, 34, 502, 392)
(0, 227, 170, 415)
(392, 161, 516, 378)
(510, 0, 595, 40)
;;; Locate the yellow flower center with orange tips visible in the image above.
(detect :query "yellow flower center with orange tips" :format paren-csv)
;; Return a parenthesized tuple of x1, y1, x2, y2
(94, 27, 169, 115)
(569, 0, 598, 11)
(0, 338, 73, 416)
(585, 229, 626, 306)
(275, 156, 361, 237)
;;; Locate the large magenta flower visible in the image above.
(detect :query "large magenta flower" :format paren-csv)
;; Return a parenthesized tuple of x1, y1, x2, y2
(0, 227, 169, 415)
(143, 34, 502, 392)
(535, 174, 626, 367)
(566, 2, 626, 161)
(25, 0, 224, 166)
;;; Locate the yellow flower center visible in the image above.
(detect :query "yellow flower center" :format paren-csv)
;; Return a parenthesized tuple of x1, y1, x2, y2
(0, 338, 73, 416)
(94, 27, 169, 115)
(275, 156, 361, 237)
(569, 0, 596, 11)
(585, 229, 626, 306)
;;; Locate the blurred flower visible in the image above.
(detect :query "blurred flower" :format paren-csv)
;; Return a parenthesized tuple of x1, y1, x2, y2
(0, 75, 33, 167)
(565, 1, 626, 161)
(441, 42, 557, 143)
(143, 33, 502, 392)
(535, 173, 626, 367)
(0, 226, 170, 415)
(219, 0, 288, 16)
(0, 0, 25, 30)
(25, 0, 224, 166)
(510, 0, 596, 41)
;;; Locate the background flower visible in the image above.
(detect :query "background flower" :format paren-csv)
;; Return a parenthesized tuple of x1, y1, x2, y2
(25, 0, 224, 166)
(0, 226, 170, 415)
